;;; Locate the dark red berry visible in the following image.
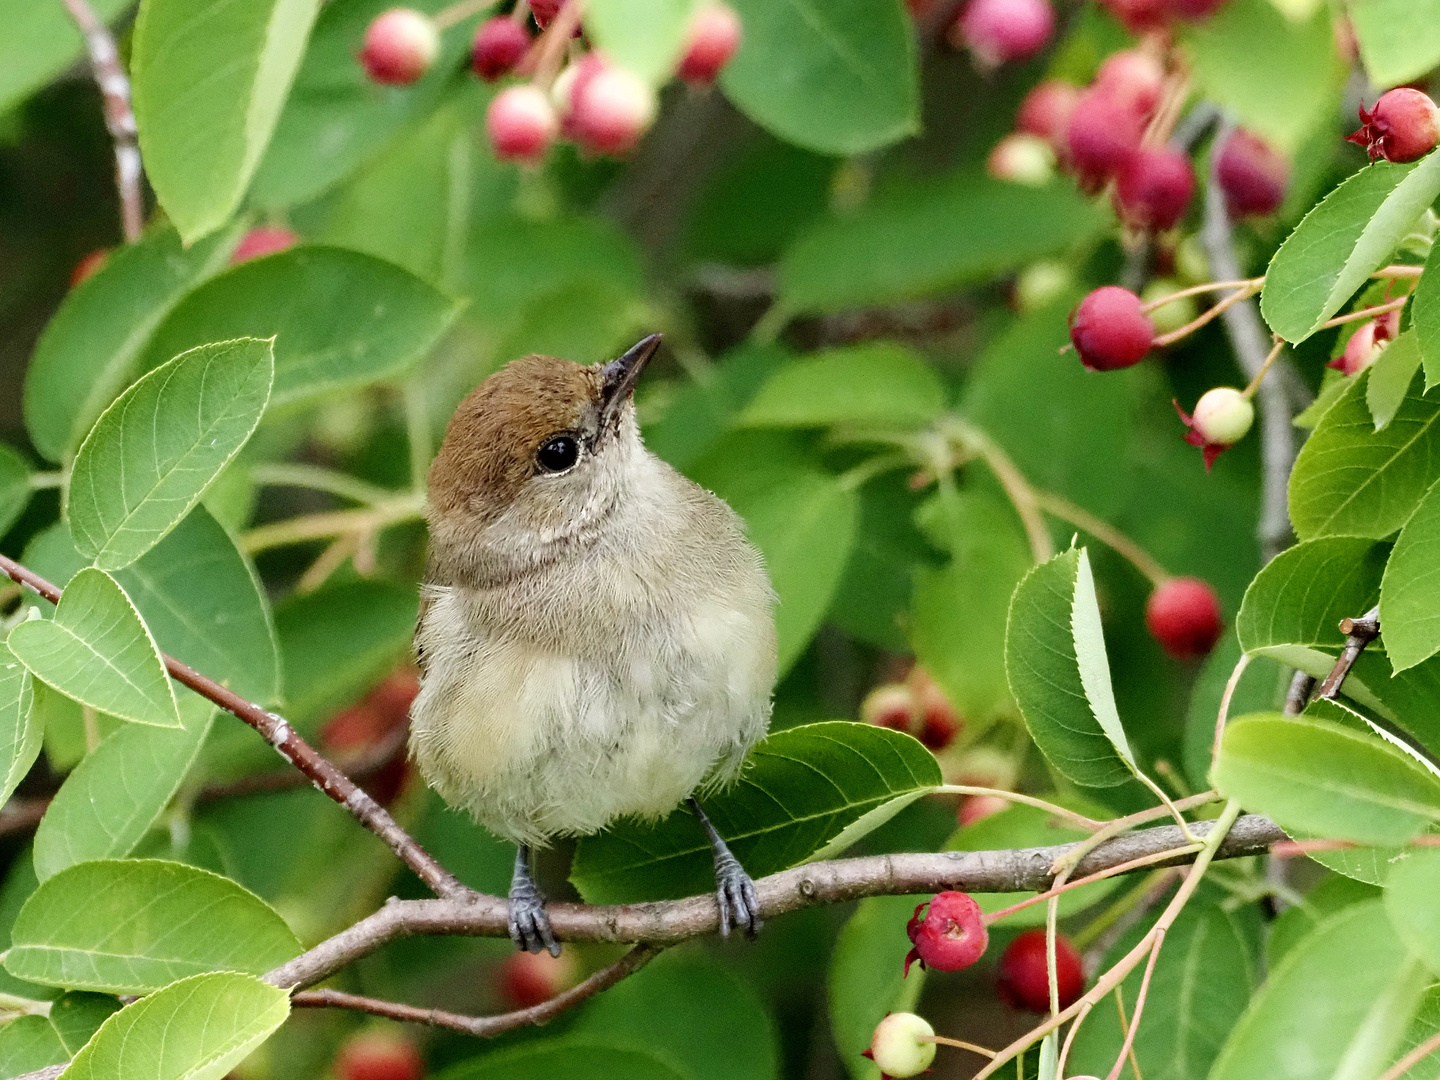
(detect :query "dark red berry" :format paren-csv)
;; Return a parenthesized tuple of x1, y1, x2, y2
(1167, 0, 1229, 19)
(1064, 88, 1145, 189)
(910, 669, 962, 751)
(1068, 286, 1154, 371)
(1146, 577, 1223, 660)
(1092, 49, 1165, 119)
(997, 929, 1084, 1012)
(905, 891, 988, 975)
(861, 683, 917, 733)
(1114, 147, 1195, 231)
(498, 950, 577, 1009)
(1348, 88, 1440, 163)
(1017, 80, 1080, 149)
(529, 0, 564, 25)
(69, 248, 108, 288)
(1097, 0, 1169, 34)
(472, 17, 530, 81)
(1216, 129, 1288, 218)
(360, 8, 440, 86)
(335, 1032, 424, 1080)
(949, 0, 1055, 69)
(677, 3, 742, 84)
(230, 226, 298, 265)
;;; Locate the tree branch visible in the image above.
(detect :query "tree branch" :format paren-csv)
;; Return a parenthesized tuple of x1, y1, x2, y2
(1316, 606, 1381, 701)
(58, 0, 143, 241)
(0, 552, 464, 900)
(263, 813, 1285, 991)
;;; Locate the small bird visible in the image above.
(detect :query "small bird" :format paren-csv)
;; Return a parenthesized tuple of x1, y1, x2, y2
(410, 334, 777, 953)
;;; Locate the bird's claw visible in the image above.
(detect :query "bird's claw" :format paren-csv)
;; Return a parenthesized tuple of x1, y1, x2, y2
(508, 878, 559, 956)
(713, 849, 762, 939)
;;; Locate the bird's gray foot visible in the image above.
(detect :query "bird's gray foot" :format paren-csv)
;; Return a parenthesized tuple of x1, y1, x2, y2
(689, 798, 762, 938)
(508, 844, 559, 956)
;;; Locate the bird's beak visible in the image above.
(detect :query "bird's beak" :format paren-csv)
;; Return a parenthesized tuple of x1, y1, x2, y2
(599, 333, 662, 425)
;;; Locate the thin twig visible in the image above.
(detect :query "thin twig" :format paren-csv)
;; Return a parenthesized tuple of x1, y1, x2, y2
(948, 419, 1053, 564)
(1283, 670, 1314, 716)
(239, 494, 425, 554)
(1212, 653, 1252, 770)
(1104, 936, 1163, 1080)
(1033, 491, 1169, 587)
(1375, 1026, 1440, 1080)
(58, 0, 143, 241)
(1149, 284, 1262, 347)
(1316, 606, 1381, 700)
(1320, 296, 1408, 330)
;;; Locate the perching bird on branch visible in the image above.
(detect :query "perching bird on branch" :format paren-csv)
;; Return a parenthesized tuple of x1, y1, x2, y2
(410, 334, 777, 954)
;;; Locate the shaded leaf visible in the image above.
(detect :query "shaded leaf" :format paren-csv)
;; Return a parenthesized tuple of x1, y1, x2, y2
(0, 644, 37, 811)
(1213, 713, 1440, 844)
(1236, 536, 1389, 654)
(9, 569, 179, 729)
(585, 0, 702, 85)
(1380, 478, 1440, 672)
(0, 1015, 67, 1076)
(1384, 847, 1440, 975)
(131, 0, 323, 241)
(739, 342, 945, 430)
(59, 971, 289, 1080)
(1267, 873, 1381, 970)
(0, 0, 130, 116)
(1414, 240, 1440, 391)
(48, 993, 120, 1056)
(571, 722, 941, 903)
(643, 344, 786, 472)
(0, 446, 32, 540)
(136, 247, 462, 407)
(1349, 0, 1440, 89)
(69, 339, 274, 571)
(828, 895, 926, 1080)
(828, 475, 931, 653)
(435, 1042, 686, 1080)
(1370, 329, 1425, 431)
(1183, 634, 1288, 793)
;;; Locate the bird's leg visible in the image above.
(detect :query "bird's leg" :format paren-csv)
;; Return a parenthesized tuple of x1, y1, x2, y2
(508, 844, 559, 956)
(688, 797, 762, 938)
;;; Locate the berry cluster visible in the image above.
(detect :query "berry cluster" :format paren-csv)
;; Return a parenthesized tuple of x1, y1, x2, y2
(358, 3, 741, 165)
(860, 666, 962, 751)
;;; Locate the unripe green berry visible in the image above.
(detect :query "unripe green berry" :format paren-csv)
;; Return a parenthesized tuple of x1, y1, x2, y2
(1015, 261, 1072, 312)
(869, 1013, 936, 1078)
(1191, 387, 1253, 446)
(1140, 279, 1198, 336)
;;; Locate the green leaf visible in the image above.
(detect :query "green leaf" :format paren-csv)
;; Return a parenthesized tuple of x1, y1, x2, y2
(59, 971, 289, 1080)
(22, 226, 242, 464)
(1004, 547, 1135, 789)
(1288, 367, 1440, 540)
(1349, 0, 1440, 88)
(1369, 329, 1425, 431)
(585, 0, 702, 85)
(644, 346, 785, 472)
(718, 0, 916, 155)
(0, 644, 37, 811)
(1184, 635, 1288, 792)
(0, 445, 32, 540)
(1294, 370, 1352, 429)
(31, 691, 214, 881)
(1262, 156, 1440, 343)
(1236, 536, 1389, 655)
(0, 1015, 67, 1076)
(1389, 986, 1440, 1080)
(827, 475, 930, 652)
(1415, 241, 1440, 391)
(568, 949, 779, 1080)
(1185, 0, 1342, 154)
(739, 343, 946, 430)
(1209, 902, 1428, 1080)
(9, 569, 179, 729)
(778, 179, 1104, 317)
(131, 0, 323, 242)
(1383, 847, 1440, 974)
(7, 860, 299, 993)
(828, 895, 926, 1080)
(0, 0, 130, 115)
(1214, 713, 1440, 844)
(48, 993, 120, 1056)
(1268, 873, 1381, 970)
(69, 339, 274, 571)
(571, 721, 941, 903)
(136, 247, 462, 407)
(1381, 478, 1440, 672)
(435, 1042, 687, 1080)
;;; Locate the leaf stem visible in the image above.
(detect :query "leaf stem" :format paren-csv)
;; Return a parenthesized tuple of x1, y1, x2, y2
(1211, 652, 1251, 771)
(1150, 282, 1263, 347)
(239, 494, 426, 554)
(935, 785, 1102, 830)
(1139, 278, 1262, 312)
(28, 472, 64, 490)
(249, 463, 397, 506)
(1320, 296, 1408, 330)
(1241, 338, 1286, 399)
(1376, 1027, 1440, 1080)
(945, 418, 1053, 564)
(1032, 491, 1169, 587)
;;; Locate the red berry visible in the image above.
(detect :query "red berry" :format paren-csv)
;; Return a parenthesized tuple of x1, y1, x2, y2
(335, 1032, 424, 1080)
(230, 226, 298, 265)
(861, 683, 918, 733)
(498, 949, 578, 1009)
(1064, 88, 1145, 189)
(996, 929, 1084, 1013)
(958, 794, 1009, 826)
(909, 668, 963, 751)
(360, 8, 440, 86)
(950, 0, 1055, 69)
(486, 85, 559, 163)
(1114, 147, 1195, 231)
(677, 3, 742, 84)
(567, 57, 656, 155)
(1093, 50, 1165, 119)
(1168, 0, 1229, 20)
(1017, 80, 1080, 149)
(529, 0, 564, 25)
(1348, 88, 1440, 164)
(988, 133, 1056, 185)
(1215, 129, 1288, 218)
(905, 891, 988, 975)
(472, 17, 530, 81)
(1145, 577, 1223, 660)
(1097, 0, 1169, 34)
(1068, 286, 1154, 371)
(69, 248, 108, 288)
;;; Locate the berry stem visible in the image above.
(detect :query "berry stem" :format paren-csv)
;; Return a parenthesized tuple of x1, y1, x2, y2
(935, 785, 1102, 829)
(1319, 295, 1408, 330)
(511, 0, 531, 23)
(1103, 935, 1163, 1080)
(1373, 264, 1424, 280)
(1377, 1028, 1440, 1080)
(1210, 652, 1252, 771)
(522, 0, 586, 87)
(946, 419, 1053, 564)
(918, 1035, 997, 1058)
(1033, 490, 1169, 587)
(433, 0, 498, 31)
(1109, 981, 1147, 1080)
(1138, 277, 1263, 312)
(1241, 337, 1286, 398)
(982, 842, 1202, 926)
(1150, 281, 1263, 347)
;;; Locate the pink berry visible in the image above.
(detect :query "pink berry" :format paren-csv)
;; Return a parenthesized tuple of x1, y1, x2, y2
(1216, 129, 1288, 218)
(497, 950, 577, 1009)
(905, 891, 988, 975)
(958, 794, 1009, 826)
(988, 133, 1056, 185)
(568, 58, 656, 155)
(1068, 286, 1154, 371)
(360, 8, 440, 86)
(486, 85, 558, 164)
(1329, 312, 1399, 376)
(1097, 0, 1170, 34)
(949, 0, 1054, 68)
(861, 683, 918, 733)
(997, 930, 1084, 1012)
(1348, 88, 1440, 164)
(1114, 147, 1195, 231)
(472, 17, 531, 81)
(1017, 80, 1080, 149)
(1146, 577, 1223, 660)
(230, 226, 298, 265)
(1093, 50, 1166, 119)
(529, 0, 564, 26)
(1064, 88, 1145, 189)
(677, 3, 742, 84)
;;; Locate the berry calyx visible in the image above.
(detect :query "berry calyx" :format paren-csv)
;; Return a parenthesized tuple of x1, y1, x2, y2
(1069, 286, 1154, 371)
(905, 891, 988, 975)
(861, 683, 917, 732)
(334, 1031, 424, 1080)
(1175, 388, 1253, 470)
(498, 949, 578, 1009)
(866, 1013, 937, 1078)
(1114, 147, 1195, 232)
(1348, 89, 1440, 164)
(1145, 577, 1223, 660)
(988, 132, 1056, 186)
(69, 248, 108, 288)
(567, 57, 657, 156)
(1016, 80, 1080, 150)
(996, 929, 1084, 1013)
(909, 668, 963, 750)
(472, 17, 531, 81)
(677, 3, 742, 84)
(486, 85, 559, 164)
(1329, 311, 1399, 376)
(230, 226, 298, 265)
(949, 0, 1055, 69)
(360, 9, 440, 86)
(1064, 89, 1145, 189)
(1216, 129, 1289, 219)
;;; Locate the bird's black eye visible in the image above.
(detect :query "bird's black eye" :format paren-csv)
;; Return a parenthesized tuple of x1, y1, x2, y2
(536, 435, 579, 473)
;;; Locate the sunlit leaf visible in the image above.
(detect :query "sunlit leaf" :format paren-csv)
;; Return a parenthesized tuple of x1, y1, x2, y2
(0, 0, 130, 115)
(1348, 0, 1440, 89)
(740, 342, 946, 430)
(1380, 478, 1440, 672)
